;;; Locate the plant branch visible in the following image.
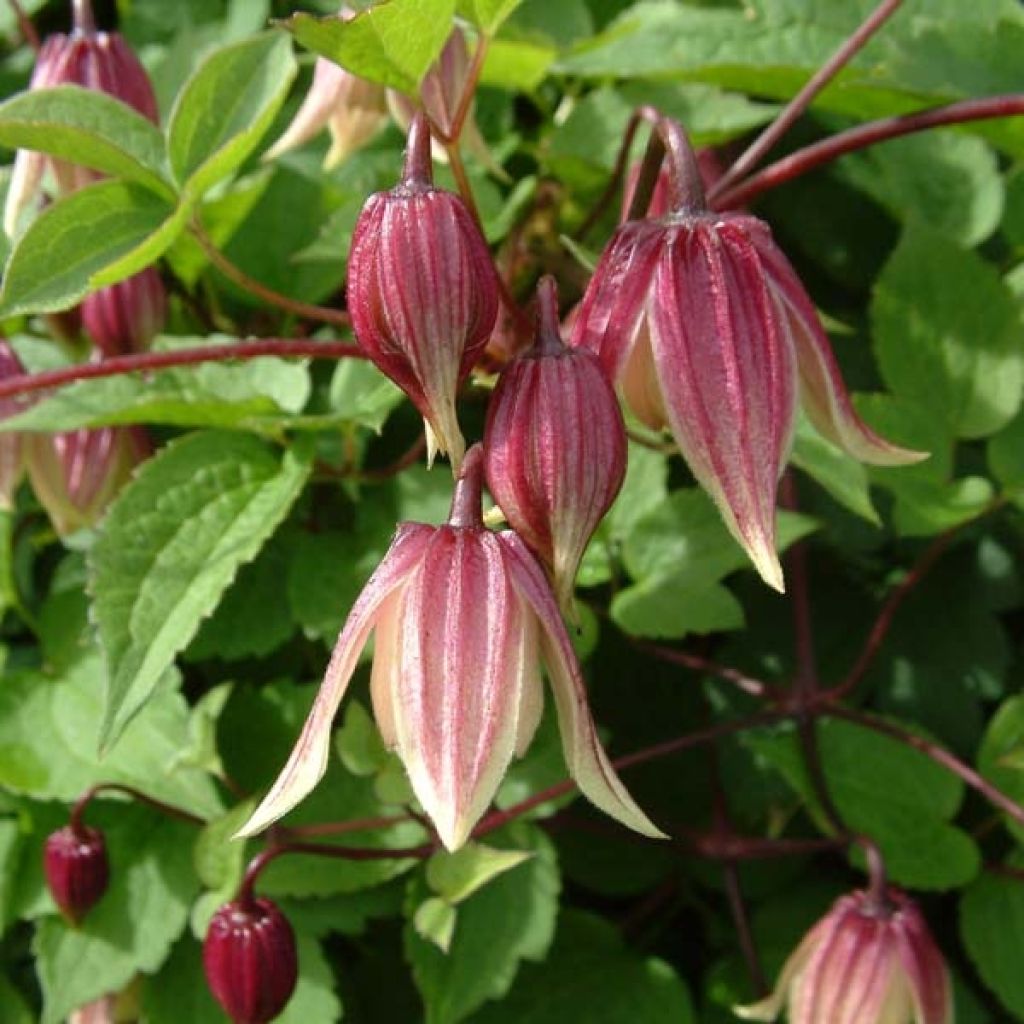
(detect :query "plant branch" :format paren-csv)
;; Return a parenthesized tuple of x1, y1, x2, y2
(278, 813, 416, 839)
(713, 95, 1024, 210)
(70, 783, 206, 836)
(709, 0, 903, 201)
(636, 639, 776, 699)
(0, 339, 365, 403)
(7, 0, 39, 50)
(191, 222, 351, 328)
(826, 704, 1024, 831)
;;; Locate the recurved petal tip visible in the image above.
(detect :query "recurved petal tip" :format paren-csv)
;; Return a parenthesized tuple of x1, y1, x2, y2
(748, 536, 785, 594)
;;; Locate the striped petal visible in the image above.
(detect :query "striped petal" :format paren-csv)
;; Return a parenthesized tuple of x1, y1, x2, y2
(647, 217, 797, 592)
(500, 530, 666, 839)
(236, 524, 432, 838)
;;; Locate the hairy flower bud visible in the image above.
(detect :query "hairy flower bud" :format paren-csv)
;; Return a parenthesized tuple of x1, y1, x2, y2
(203, 897, 298, 1024)
(264, 6, 387, 169)
(81, 267, 167, 355)
(4, 1, 158, 236)
(44, 824, 109, 924)
(485, 277, 626, 613)
(237, 445, 663, 851)
(26, 425, 143, 535)
(0, 341, 26, 508)
(736, 888, 952, 1024)
(348, 114, 499, 468)
(573, 121, 924, 591)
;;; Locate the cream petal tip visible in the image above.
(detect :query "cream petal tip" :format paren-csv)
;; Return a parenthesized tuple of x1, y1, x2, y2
(748, 542, 786, 594)
(731, 998, 779, 1022)
(862, 443, 931, 468)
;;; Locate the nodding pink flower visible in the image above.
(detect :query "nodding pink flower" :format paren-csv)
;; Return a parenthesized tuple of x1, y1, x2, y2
(484, 276, 626, 615)
(347, 114, 499, 469)
(44, 824, 109, 925)
(81, 266, 166, 355)
(736, 887, 953, 1024)
(573, 120, 924, 591)
(25, 424, 144, 535)
(264, 5, 387, 169)
(3, 0, 159, 237)
(0, 341, 26, 509)
(203, 897, 298, 1024)
(237, 445, 663, 852)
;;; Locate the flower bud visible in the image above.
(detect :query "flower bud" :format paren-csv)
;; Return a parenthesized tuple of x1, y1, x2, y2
(44, 824, 109, 924)
(573, 118, 924, 591)
(0, 340, 26, 509)
(4, 1, 158, 236)
(485, 277, 626, 613)
(736, 887, 952, 1024)
(348, 113, 499, 468)
(26, 425, 143, 535)
(81, 267, 167, 356)
(203, 897, 298, 1024)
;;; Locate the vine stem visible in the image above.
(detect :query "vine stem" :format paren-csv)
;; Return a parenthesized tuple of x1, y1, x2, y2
(0, 339, 365, 403)
(714, 95, 1024, 210)
(70, 782, 206, 837)
(637, 639, 777, 699)
(191, 222, 351, 328)
(7, 0, 39, 49)
(709, 0, 904, 201)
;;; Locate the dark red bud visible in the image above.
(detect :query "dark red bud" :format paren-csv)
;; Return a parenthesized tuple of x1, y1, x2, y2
(203, 897, 298, 1024)
(43, 825, 109, 924)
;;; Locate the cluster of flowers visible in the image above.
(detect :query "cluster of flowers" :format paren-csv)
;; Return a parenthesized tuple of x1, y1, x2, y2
(18, 3, 948, 1022)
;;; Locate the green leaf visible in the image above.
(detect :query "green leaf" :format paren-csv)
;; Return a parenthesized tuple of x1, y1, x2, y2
(790, 413, 879, 524)
(988, 406, 1024, 495)
(611, 577, 745, 640)
(406, 824, 559, 1024)
(0, 86, 172, 197)
(89, 432, 311, 747)
(283, 0, 456, 93)
(0, 180, 178, 316)
(330, 358, 405, 434)
(456, 0, 522, 34)
(960, 861, 1024, 1019)
(746, 716, 979, 889)
(34, 809, 199, 1024)
(426, 843, 533, 905)
(192, 801, 255, 892)
(835, 130, 1004, 247)
(0, 342, 310, 433)
(168, 31, 297, 199)
(0, 653, 221, 818)
(979, 697, 1024, 845)
(469, 910, 696, 1024)
(872, 225, 1024, 439)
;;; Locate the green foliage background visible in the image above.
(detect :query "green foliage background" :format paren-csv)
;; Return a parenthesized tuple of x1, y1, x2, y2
(0, 0, 1022, 1020)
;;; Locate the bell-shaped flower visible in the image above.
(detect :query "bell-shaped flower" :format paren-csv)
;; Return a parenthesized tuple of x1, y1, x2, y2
(736, 887, 952, 1024)
(572, 121, 924, 591)
(25, 425, 144, 535)
(4, 0, 159, 236)
(81, 266, 166, 355)
(347, 113, 499, 468)
(0, 341, 26, 509)
(44, 823, 110, 925)
(263, 5, 387, 170)
(485, 276, 626, 614)
(237, 445, 663, 852)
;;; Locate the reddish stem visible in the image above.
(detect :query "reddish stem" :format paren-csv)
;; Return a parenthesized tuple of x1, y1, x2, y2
(714, 95, 1024, 210)
(403, 112, 434, 186)
(636, 640, 776, 699)
(7, 0, 39, 49)
(70, 782, 206, 837)
(0, 339, 365, 403)
(709, 0, 904, 201)
(279, 813, 415, 839)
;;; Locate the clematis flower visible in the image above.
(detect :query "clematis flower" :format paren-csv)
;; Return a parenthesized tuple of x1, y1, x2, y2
(263, 5, 388, 170)
(25, 425, 144, 535)
(44, 824, 109, 925)
(80, 266, 166, 356)
(735, 887, 952, 1024)
(237, 445, 663, 851)
(347, 112, 499, 469)
(484, 276, 626, 614)
(572, 118, 924, 591)
(3, 0, 158, 237)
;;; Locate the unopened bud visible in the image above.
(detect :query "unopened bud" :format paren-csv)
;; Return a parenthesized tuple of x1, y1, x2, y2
(203, 897, 298, 1024)
(44, 824, 109, 924)
(81, 268, 166, 356)
(0, 341, 26, 508)
(485, 277, 626, 613)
